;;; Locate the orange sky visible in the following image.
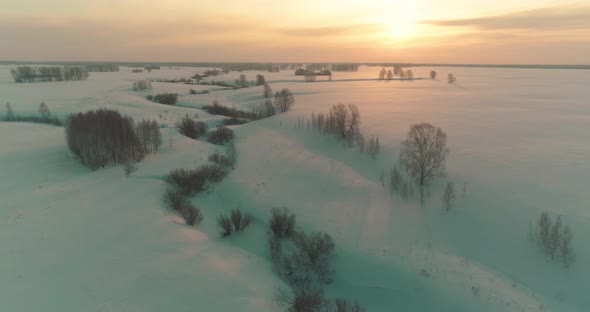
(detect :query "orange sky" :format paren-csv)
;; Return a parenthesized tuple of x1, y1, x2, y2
(1, 0, 589, 63)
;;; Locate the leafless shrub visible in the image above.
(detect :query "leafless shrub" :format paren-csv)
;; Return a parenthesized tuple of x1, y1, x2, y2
(269, 207, 296, 239)
(162, 188, 189, 211)
(38, 102, 50, 119)
(230, 208, 253, 232)
(218, 214, 233, 237)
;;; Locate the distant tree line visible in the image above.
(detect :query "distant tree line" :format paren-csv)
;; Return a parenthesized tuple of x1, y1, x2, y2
(10, 66, 89, 83)
(295, 69, 332, 76)
(330, 64, 359, 72)
(65, 109, 161, 169)
(83, 64, 119, 72)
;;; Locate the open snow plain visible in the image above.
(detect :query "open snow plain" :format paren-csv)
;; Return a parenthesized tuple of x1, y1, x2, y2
(1, 65, 589, 311)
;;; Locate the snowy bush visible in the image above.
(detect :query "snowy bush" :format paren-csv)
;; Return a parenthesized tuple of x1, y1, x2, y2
(529, 212, 575, 267)
(176, 117, 207, 139)
(269, 207, 296, 239)
(208, 126, 234, 145)
(66, 109, 144, 168)
(218, 214, 233, 237)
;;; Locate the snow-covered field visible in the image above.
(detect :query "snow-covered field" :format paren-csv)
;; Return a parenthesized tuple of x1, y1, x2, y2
(1, 65, 589, 311)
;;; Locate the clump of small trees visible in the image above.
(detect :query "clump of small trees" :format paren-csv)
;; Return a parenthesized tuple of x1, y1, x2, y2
(66, 109, 161, 168)
(430, 71, 437, 79)
(305, 104, 381, 158)
(176, 117, 207, 139)
(529, 212, 575, 268)
(235, 74, 249, 88)
(133, 80, 152, 91)
(148, 93, 178, 105)
(136, 119, 162, 153)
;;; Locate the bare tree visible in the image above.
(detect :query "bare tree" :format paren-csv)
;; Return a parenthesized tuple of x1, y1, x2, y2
(274, 88, 295, 113)
(430, 71, 437, 79)
(263, 83, 273, 98)
(442, 182, 455, 212)
(400, 123, 449, 186)
(38, 102, 50, 120)
(239, 74, 248, 87)
(386, 70, 393, 80)
(406, 70, 414, 80)
(448, 73, 456, 84)
(256, 74, 266, 86)
(5, 102, 14, 121)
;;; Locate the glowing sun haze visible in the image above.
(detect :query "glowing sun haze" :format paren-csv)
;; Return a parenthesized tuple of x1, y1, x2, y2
(1, 0, 589, 63)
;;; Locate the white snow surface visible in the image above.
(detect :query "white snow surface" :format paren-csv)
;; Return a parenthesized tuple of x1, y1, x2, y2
(1, 65, 589, 311)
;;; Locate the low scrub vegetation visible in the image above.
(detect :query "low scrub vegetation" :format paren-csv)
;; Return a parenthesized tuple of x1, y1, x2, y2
(166, 164, 227, 196)
(176, 117, 207, 139)
(179, 202, 203, 225)
(208, 126, 234, 145)
(529, 212, 575, 267)
(147, 93, 178, 105)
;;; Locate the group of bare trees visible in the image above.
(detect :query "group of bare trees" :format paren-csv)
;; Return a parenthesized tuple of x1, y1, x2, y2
(65, 109, 161, 168)
(263, 83, 273, 98)
(379, 66, 414, 80)
(529, 212, 575, 267)
(304, 104, 381, 159)
(10, 66, 89, 83)
(235, 74, 249, 88)
(133, 80, 152, 91)
(256, 74, 266, 86)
